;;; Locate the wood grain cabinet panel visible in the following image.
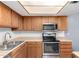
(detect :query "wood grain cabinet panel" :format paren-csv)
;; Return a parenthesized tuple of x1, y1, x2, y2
(27, 42, 43, 58)
(0, 2, 11, 27)
(0, 3, 1, 19)
(24, 17, 32, 31)
(49, 16, 57, 24)
(42, 16, 49, 24)
(31, 16, 42, 31)
(0, 3, 67, 31)
(23, 16, 67, 31)
(18, 15, 23, 30)
(59, 42, 72, 58)
(11, 42, 26, 58)
(11, 11, 18, 28)
(57, 16, 67, 31)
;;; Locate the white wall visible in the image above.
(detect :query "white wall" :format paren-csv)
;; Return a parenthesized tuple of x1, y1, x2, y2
(0, 28, 65, 45)
(13, 31, 65, 38)
(13, 31, 42, 37)
(67, 13, 79, 51)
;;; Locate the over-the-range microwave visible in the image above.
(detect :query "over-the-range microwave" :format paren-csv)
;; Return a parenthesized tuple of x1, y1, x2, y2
(43, 23, 58, 30)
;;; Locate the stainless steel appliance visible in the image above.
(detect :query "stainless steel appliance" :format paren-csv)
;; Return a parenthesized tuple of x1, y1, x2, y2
(43, 23, 57, 30)
(43, 42, 59, 55)
(43, 32, 59, 55)
(42, 23, 59, 56)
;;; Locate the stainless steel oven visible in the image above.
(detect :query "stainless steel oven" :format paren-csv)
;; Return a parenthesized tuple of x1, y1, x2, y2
(42, 32, 59, 56)
(42, 23, 59, 56)
(43, 42, 59, 55)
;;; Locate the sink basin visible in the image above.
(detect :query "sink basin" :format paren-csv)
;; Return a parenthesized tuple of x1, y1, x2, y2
(13, 41, 23, 45)
(0, 41, 23, 51)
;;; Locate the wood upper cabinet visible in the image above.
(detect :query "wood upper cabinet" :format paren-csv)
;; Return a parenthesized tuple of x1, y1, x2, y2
(10, 42, 26, 58)
(24, 17, 32, 31)
(18, 15, 23, 30)
(0, 2, 11, 27)
(31, 16, 42, 31)
(49, 16, 57, 24)
(11, 11, 18, 28)
(57, 16, 67, 31)
(23, 16, 67, 31)
(27, 42, 43, 58)
(42, 16, 49, 24)
(0, 3, 1, 20)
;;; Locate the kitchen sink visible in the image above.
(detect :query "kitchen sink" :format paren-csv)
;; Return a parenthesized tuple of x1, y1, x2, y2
(0, 41, 23, 51)
(13, 41, 24, 45)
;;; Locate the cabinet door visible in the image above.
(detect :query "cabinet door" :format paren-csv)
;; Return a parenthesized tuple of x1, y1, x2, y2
(0, 3, 1, 21)
(24, 17, 32, 31)
(0, 2, 11, 27)
(42, 16, 49, 24)
(49, 16, 57, 23)
(57, 16, 67, 31)
(11, 11, 18, 28)
(59, 42, 72, 58)
(11, 42, 26, 58)
(27, 42, 42, 58)
(18, 15, 23, 30)
(31, 16, 42, 31)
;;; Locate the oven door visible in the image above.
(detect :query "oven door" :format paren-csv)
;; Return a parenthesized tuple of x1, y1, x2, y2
(43, 42, 59, 55)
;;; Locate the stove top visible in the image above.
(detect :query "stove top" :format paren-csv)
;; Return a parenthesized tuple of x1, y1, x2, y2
(43, 38, 59, 42)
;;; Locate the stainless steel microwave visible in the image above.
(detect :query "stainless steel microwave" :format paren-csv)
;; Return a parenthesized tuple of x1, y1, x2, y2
(43, 23, 57, 30)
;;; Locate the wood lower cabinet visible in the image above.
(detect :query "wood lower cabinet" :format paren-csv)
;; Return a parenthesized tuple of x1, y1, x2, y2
(59, 42, 72, 58)
(9, 41, 42, 58)
(27, 42, 43, 58)
(10, 42, 26, 58)
(0, 2, 11, 27)
(11, 11, 19, 28)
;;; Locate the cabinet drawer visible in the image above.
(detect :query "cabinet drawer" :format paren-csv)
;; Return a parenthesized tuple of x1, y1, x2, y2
(60, 52, 72, 55)
(60, 54, 72, 58)
(60, 45, 72, 48)
(60, 42, 71, 45)
(60, 49, 72, 52)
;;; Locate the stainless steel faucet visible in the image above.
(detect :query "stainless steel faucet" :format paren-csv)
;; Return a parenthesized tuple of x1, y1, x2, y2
(3, 32, 11, 49)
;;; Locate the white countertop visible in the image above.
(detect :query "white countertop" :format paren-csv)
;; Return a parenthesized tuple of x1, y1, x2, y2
(0, 37, 72, 58)
(0, 40, 26, 58)
(0, 37, 42, 58)
(57, 37, 72, 42)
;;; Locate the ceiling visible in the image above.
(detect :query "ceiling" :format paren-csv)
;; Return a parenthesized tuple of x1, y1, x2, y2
(1, 1, 79, 16)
